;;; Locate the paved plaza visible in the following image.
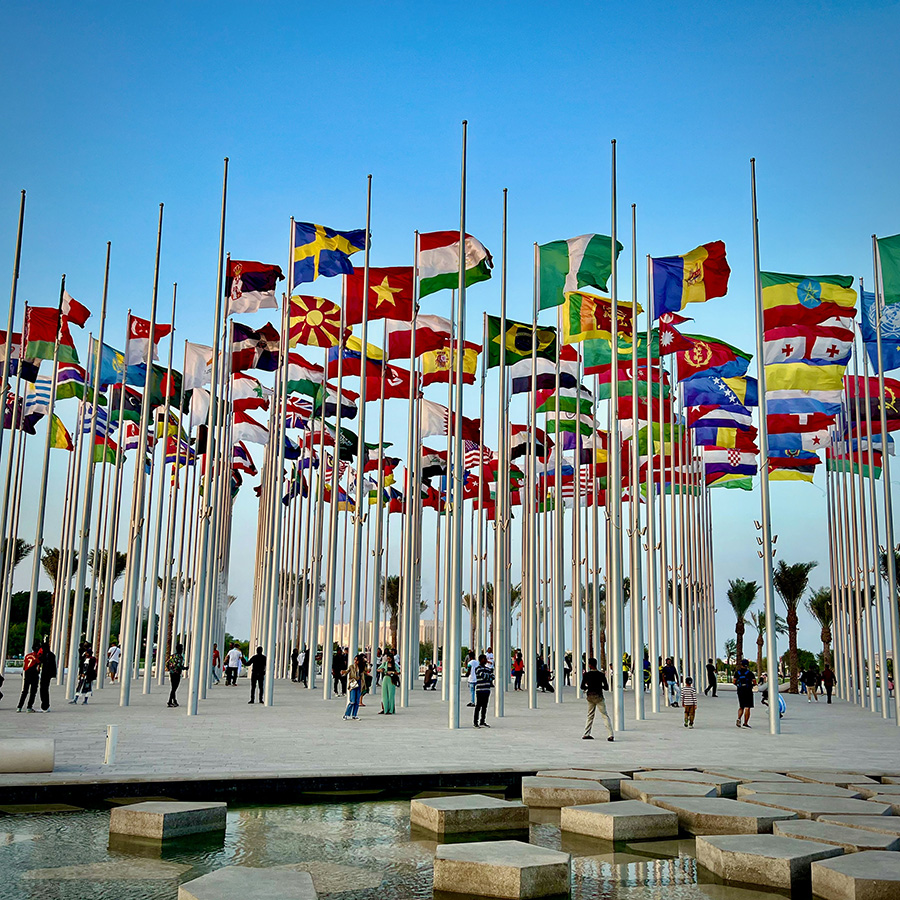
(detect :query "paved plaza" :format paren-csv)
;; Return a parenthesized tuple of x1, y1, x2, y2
(1, 678, 898, 787)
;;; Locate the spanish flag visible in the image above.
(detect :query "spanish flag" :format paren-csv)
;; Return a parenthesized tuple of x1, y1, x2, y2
(651, 241, 730, 320)
(421, 344, 479, 386)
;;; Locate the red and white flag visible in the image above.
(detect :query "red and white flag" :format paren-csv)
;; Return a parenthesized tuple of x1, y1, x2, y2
(232, 410, 269, 445)
(126, 315, 173, 366)
(62, 291, 91, 328)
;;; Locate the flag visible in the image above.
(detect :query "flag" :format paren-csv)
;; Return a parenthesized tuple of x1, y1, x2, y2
(23, 307, 78, 364)
(658, 319, 694, 355)
(233, 442, 257, 476)
(292, 221, 366, 284)
(561, 290, 637, 344)
(539, 234, 623, 309)
(687, 405, 754, 431)
(544, 408, 594, 435)
(510, 424, 552, 458)
(312, 382, 359, 420)
(166, 436, 195, 466)
(81, 403, 111, 437)
(289, 295, 347, 348)
(232, 322, 280, 371)
(327, 335, 383, 379)
(87, 339, 129, 386)
(583, 331, 658, 374)
(766, 389, 843, 417)
(708, 474, 754, 490)
(765, 363, 844, 393)
(0, 331, 39, 382)
(486, 316, 556, 368)
(123, 422, 150, 451)
(385, 315, 452, 359)
(24, 376, 52, 419)
(510, 352, 579, 395)
(109, 384, 143, 422)
(286, 354, 326, 396)
(184, 342, 213, 390)
(56, 363, 95, 401)
(769, 450, 821, 483)
(845, 375, 900, 434)
(877, 233, 900, 305)
(126, 315, 172, 366)
(701, 446, 759, 480)
(767, 429, 830, 452)
(189, 388, 210, 423)
(650, 241, 731, 319)
(761, 272, 857, 330)
(595, 366, 669, 401)
(764, 325, 853, 367)
(49, 414, 73, 450)
(826, 447, 882, 479)
(692, 426, 759, 450)
(92, 435, 118, 465)
(419, 398, 481, 442)
(536, 385, 593, 416)
(345, 266, 414, 325)
(232, 372, 271, 412)
(681, 375, 758, 409)
(366, 363, 415, 401)
(61, 290, 91, 327)
(232, 410, 269, 445)
(675, 335, 751, 381)
(859, 289, 900, 374)
(421, 344, 479, 386)
(418, 231, 493, 297)
(225, 259, 284, 316)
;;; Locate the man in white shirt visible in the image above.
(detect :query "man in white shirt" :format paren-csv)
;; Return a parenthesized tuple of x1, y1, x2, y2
(466, 651, 478, 707)
(107, 641, 122, 683)
(224, 643, 243, 686)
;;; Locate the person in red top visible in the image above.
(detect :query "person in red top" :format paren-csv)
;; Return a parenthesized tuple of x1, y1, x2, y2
(211, 643, 221, 685)
(17, 642, 42, 713)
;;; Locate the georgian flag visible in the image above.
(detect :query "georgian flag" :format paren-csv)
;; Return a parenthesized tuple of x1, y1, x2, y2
(764, 325, 853, 366)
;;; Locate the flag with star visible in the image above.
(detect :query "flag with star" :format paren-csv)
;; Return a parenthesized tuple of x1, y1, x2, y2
(289, 295, 348, 348)
(486, 315, 557, 368)
(292, 222, 367, 284)
(345, 266, 414, 325)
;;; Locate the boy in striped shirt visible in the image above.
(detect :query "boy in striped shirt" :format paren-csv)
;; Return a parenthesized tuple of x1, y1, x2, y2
(681, 677, 698, 728)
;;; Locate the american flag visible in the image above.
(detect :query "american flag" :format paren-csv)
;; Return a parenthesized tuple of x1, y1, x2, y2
(463, 439, 494, 470)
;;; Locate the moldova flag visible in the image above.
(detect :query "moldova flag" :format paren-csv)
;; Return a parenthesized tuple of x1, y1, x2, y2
(292, 222, 366, 285)
(651, 241, 730, 320)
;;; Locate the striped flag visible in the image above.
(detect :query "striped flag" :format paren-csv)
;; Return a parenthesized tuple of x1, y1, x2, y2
(24, 376, 52, 418)
(81, 403, 112, 437)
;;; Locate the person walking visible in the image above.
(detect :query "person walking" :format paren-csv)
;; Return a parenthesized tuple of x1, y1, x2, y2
(107, 638, 121, 683)
(822, 664, 835, 703)
(342, 653, 367, 720)
(38, 638, 57, 712)
(704, 658, 717, 697)
(379, 650, 398, 714)
(72, 649, 98, 704)
(682, 676, 698, 728)
(512, 650, 524, 691)
(291, 647, 299, 682)
(299, 646, 309, 686)
(224, 642, 242, 685)
(734, 658, 756, 727)
(807, 664, 821, 702)
(799, 669, 809, 696)
(211, 643, 221, 685)
(17, 641, 42, 712)
(465, 651, 477, 707)
(581, 657, 614, 741)
(246, 646, 266, 704)
(166, 644, 186, 708)
(473, 653, 494, 728)
(662, 657, 679, 707)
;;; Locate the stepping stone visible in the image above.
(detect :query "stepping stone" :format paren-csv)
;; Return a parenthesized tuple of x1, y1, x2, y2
(178, 866, 317, 900)
(701, 768, 800, 784)
(620, 780, 717, 803)
(560, 800, 678, 841)
(0, 803, 82, 814)
(774, 819, 900, 851)
(0, 739, 54, 773)
(409, 795, 528, 834)
(817, 816, 900, 837)
(849, 783, 900, 798)
(787, 771, 878, 788)
(433, 839, 570, 899)
(882, 776, 900, 785)
(24, 860, 192, 881)
(866, 795, 900, 815)
(650, 797, 796, 834)
(740, 795, 892, 820)
(109, 801, 227, 840)
(634, 770, 739, 797)
(811, 850, 900, 900)
(695, 834, 843, 890)
(737, 782, 863, 799)
(520, 776, 610, 808)
(106, 796, 177, 806)
(535, 769, 627, 792)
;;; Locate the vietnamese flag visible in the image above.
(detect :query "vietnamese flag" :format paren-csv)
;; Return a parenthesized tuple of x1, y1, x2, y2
(345, 267, 414, 326)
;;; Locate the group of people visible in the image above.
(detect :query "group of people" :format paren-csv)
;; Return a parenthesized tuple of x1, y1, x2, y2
(337, 648, 401, 718)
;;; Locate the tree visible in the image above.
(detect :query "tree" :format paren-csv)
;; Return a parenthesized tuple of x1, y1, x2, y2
(805, 587, 833, 668)
(724, 638, 737, 678)
(749, 609, 787, 676)
(879, 546, 900, 598)
(2, 537, 33, 574)
(773, 559, 818, 693)
(726, 578, 759, 664)
(380, 575, 426, 651)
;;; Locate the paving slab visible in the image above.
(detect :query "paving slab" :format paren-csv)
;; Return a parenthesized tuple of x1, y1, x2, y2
(786, 771, 878, 787)
(700, 768, 801, 784)
(740, 795, 893, 820)
(881, 776, 900, 785)
(737, 782, 863, 799)
(560, 800, 678, 841)
(520, 776, 610, 808)
(178, 866, 317, 900)
(848, 783, 900, 799)
(695, 834, 843, 890)
(620, 780, 717, 803)
(433, 839, 571, 898)
(773, 819, 900, 851)
(409, 795, 528, 834)
(817, 816, 900, 837)
(109, 801, 227, 840)
(649, 797, 796, 834)
(535, 769, 627, 792)
(865, 795, 900, 815)
(811, 849, 900, 900)
(633, 770, 739, 797)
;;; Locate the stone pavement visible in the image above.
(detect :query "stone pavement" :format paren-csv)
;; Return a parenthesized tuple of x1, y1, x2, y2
(0, 678, 897, 786)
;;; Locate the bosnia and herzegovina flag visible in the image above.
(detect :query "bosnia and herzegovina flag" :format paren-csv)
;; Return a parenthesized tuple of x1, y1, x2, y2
(651, 241, 730, 320)
(292, 222, 366, 285)
(760, 271, 857, 330)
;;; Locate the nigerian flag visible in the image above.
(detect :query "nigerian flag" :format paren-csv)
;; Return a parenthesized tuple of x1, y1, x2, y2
(539, 234, 624, 310)
(878, 233, 900, 305)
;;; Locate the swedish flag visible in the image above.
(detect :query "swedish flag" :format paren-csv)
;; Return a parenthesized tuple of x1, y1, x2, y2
(293, 222, 366, 285)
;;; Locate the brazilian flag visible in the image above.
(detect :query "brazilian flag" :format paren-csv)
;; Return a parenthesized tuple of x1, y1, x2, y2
(486, 315, 557, 368)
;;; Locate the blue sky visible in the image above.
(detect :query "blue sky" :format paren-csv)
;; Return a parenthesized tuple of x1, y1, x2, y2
(2, 1, 899, 656)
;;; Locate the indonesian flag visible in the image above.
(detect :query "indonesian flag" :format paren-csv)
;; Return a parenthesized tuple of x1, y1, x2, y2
(225, 260, 284, 317)
(126, 315, 173, 366)
(62, 290, 91, 328)
(232, 372, 272, 412)
(232, 410, 269, 445)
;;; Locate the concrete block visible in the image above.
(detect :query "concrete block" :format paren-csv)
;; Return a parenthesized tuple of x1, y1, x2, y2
(520, 776, 610, 808)
(560, 800, 678, 841)
(409, 795, 528, 834)
(535, 769, 627, 792)
(737, 782, 863, 799)
(650, 797, 796, 834)
(865, 795, 900, 815)
(740, 795, 892, 820)
(774, 819, 900, 851)
(633, 770, 739, 797)
(811, 850, 900, 900)
(0, 739, 54, 773)
(620, 780, 717, 803)
(695, 834, 843, 890)
(433, 839, 571, 899)
(786, 771, 878, 787)
(817, 816, 900, 837)
(701, 768, 800, 784)
(848, 784, 900, 799)
(178, 866, 317, 900)
(109, 801, 227, 840)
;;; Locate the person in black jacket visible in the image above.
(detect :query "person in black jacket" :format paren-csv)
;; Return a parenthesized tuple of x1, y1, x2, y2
(472, 654, 494, 728)
(246, 646, 266, 704)
(581, 657, 614, 741)
(704, 658, 718, 697)
(38, 638, 57, 712)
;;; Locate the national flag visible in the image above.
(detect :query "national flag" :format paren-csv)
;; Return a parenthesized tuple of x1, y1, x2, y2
(326, 335, 383, 379)
(539, 234, 623, 309)
(509, 345, 579, 394)
(289, 295, 347, 348)
(766, 389, 843, 417)
(312, 382, 359, 420)
(769, 450, 821, 483)
(56, 363, 92, 401)
(463, 439, 495, 471)
(189, 388, 210, 424)
(49, 414, 73, 450)
(125, 315, 172, 366)
(81, 403, 112, 437)
(708, 474, 754, 490)
(420, 447, 447, 481)
(286, 354, 326, 397)
(365, 362, 415, 401)
(764, 326, 853, 367)
(345, 266, 414, 325)
(421, 344, 479, 386)
(232, 372, 271, 412)
(561, 290, 637, 345)
(650, 241, 731, 319)
(544, 408, 594, 435)
(143, 364, 184, 410)
(418, 231, 493, 297)
(61, 290, 91, 328)
(154, 409, 185, 440)
(536, 384, 593, 416)
(765, 363, 845, 393)
(109, 384, 143, 422)
(23, 307, 79, 364)
(123, 422, 148, 451)
(859, 289, 900, 374)
(767, 429, 831, 452)
(877, 233, 900, 305)
(225, 260, 284, 316)
(92, 435, 118, 465)
(486, 316, 556, 368)
(24, 376, 52, 419)
(282, 470, 309, 505)
(232, 410, 269, 445)
(844, 375, 900, 434)
(635, 422, 683, 457)
(231, 322, 280, 372)
(510, 424, 552, 459)
(826, 447, 882, 479)
(419, 398, 481, 443)
(595, 367, 669, 401)
(692, 426, 759, 450)
(676, 335, 751, 381)
(385, 315, 452, 359)
(183, 342, 213, 390)
(0, 331, 39, 382)
(583, 331, 659, 374)
(618, 394, 679, 428)
(761, 272, 857, 330)
(166, 436, 195, 467)
(658, 319, 695, 355)
(701, 446, 759, 480)
(87, 339, 129, 386)
(687, 405, 754, 431)
(292, 222, 366, 284)
(681, 375, 758, 409)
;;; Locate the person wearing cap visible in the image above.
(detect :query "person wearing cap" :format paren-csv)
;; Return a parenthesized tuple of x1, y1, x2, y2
(733, 658, 756, 728)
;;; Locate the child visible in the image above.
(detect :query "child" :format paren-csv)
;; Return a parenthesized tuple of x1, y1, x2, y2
(681, 676, 698, 728)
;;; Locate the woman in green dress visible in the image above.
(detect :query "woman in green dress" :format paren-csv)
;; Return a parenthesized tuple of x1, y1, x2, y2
(379, 650, 399, 714)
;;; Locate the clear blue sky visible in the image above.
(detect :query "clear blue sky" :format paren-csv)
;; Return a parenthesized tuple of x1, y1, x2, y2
(2, 1, 899, 656)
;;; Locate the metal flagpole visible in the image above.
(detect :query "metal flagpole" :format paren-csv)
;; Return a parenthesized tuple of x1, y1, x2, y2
(749, 158, 780, 734)
(552, 305, 564, 702)
(526, 244, 539, 711)
(645, 256, 660, 713)
(630, 203, 644, 720)
(369, 318, 388, 691)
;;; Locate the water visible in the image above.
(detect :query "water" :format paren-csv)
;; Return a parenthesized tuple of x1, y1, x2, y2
(0, 799, 792, 900)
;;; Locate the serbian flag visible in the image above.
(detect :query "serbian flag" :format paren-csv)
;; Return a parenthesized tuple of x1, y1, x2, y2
(651, 241, 730, 320)
(126, 315, 173, 366)
(226, 260, 284, 316)
(345, 266, 414, 325)
(62, 290, 91, 327)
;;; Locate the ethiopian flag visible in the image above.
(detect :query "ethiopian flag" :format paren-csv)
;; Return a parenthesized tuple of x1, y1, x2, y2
(760, 272, 857, 330)
(539, 234, 623, 310)
(651, 241, 730, 320)
(486, 315, 556, 369)
(561, 290, 639, 344)
(418, 231, 493, 298)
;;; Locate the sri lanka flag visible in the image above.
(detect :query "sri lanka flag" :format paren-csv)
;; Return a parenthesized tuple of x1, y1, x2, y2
(651, 241, 730, 320)
(292, 222, 366, 284)
(226, 260, 284, 316)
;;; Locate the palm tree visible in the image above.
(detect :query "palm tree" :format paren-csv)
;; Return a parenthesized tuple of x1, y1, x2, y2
(806, 587, 833, 668)
(878, 547, 900, 599)
(724, 638, 737, 677)
(380, 575, 426, 650)
(41, 547, 79, 590)
(726, 578, 759, 664)
(773, 559, 818, 693)
(750, 609, 787, 677)
(2, 537, 33, 574)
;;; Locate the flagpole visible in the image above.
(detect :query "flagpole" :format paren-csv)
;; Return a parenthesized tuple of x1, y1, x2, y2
(0, 191, 25, 483)
(645, 256, 659, 713)
(369, 318, 388, 692)
(50, 423, 79, 661)
(526, 244, 539, 711)
(630, 203, 644, 720)
(749, 158, 780, 734)
(86, 410, 111, 644)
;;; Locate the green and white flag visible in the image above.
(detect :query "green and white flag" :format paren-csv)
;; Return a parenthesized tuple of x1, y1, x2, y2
(539, 234, 623, 310)
(419, 231, 493, 298)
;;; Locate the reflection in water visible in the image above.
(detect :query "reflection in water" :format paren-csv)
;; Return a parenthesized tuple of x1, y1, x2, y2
(0, 800, 792, 900)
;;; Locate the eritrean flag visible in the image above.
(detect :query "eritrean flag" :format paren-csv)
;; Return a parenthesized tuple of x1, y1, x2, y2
(651, 241, 730, 320)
